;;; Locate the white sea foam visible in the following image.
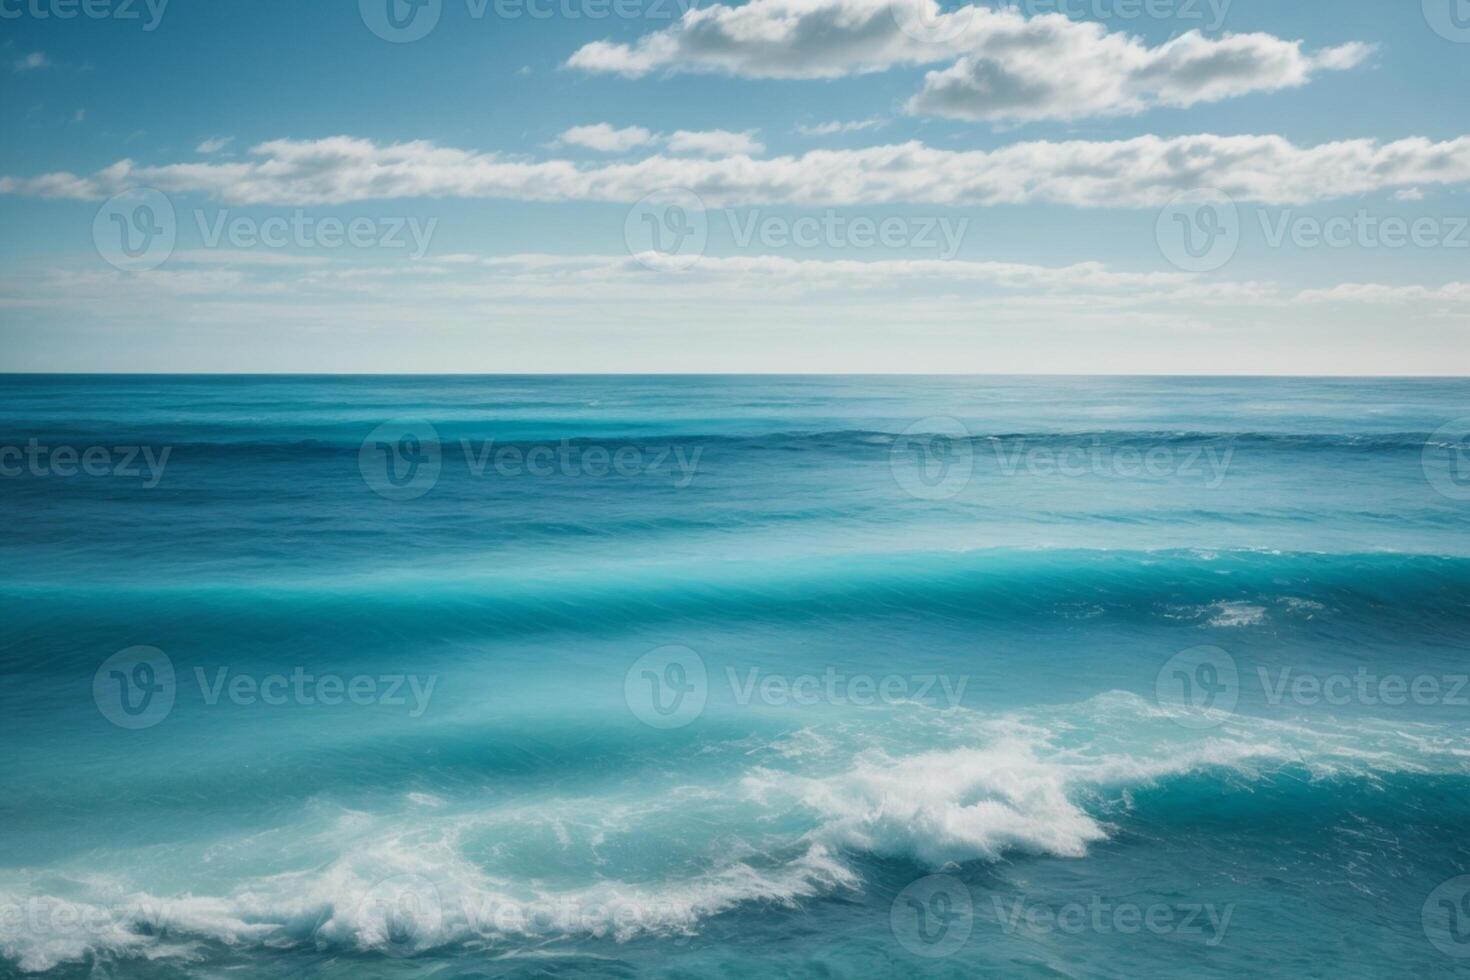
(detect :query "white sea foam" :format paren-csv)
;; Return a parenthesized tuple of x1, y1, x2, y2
(4, 694, 1466, 972)
(1206, 601, 1268, 627)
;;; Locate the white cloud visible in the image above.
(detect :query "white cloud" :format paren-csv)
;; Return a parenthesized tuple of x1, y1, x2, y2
(910, 31, 1373, 122)
(666, 129, 764, 156)
(11, 247, 1470, 311)
(557, 123, 655, 153)
(567, 0, 1370, 123)
(796, 119, 883, 136)
(7, 134, 1470, 210)
(559, 125, 763, 156)
(195, 137, 235, 154)
(14, 51, 50, 72)
(6, 250, 1466, 372)
(1294, 282, 1470, 305)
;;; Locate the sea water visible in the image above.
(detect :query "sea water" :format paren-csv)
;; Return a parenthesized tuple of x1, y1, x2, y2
(1, 375, 1468, 978)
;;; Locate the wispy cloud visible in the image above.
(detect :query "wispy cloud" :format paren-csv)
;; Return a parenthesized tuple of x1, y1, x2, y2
(195, 137, 235, 154)
(558, 124, 762, 156)
(665, 129, 763, 156)
(6, 133, 1470, 209)
(796, 119, 884, 137)
(557, 123, 655, 153)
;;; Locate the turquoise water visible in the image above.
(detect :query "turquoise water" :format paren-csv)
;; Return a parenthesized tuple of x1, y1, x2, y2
(1, 375, 1468, 978)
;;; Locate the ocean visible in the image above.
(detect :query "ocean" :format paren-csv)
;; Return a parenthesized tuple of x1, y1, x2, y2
(1, 374, 1468, 978)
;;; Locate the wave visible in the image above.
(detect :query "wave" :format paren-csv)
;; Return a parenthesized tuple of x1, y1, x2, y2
(0, 425, 1449, 455)
(8, 549, 1469, 636)
(4, 693, 1466, 973)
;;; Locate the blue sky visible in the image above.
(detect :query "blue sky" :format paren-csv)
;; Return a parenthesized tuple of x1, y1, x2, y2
(1, 0, 1468, 372)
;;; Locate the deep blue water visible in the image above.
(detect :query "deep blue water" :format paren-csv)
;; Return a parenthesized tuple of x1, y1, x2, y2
(1, 375, 1468, 978)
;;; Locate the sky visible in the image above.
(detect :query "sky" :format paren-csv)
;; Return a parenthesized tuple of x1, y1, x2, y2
(0, 0, 1468, 373)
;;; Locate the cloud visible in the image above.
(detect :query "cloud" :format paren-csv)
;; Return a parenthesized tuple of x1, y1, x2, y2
(567, 0, 1370, 123)
(666, 129, 764, 156)
(6, 133, 1470, 209)
(6, 248, 1466, 373)
(195, 137, 235, 154)
(559, 124, 762, 156)
(0, 247, 1411, 311)
(14, 51, 50, 72)
(796, 119, 883, 136)
(557, 123, 655, 153)
(909, 31, 1373, 122)
(1294, 282, 1470, 305)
